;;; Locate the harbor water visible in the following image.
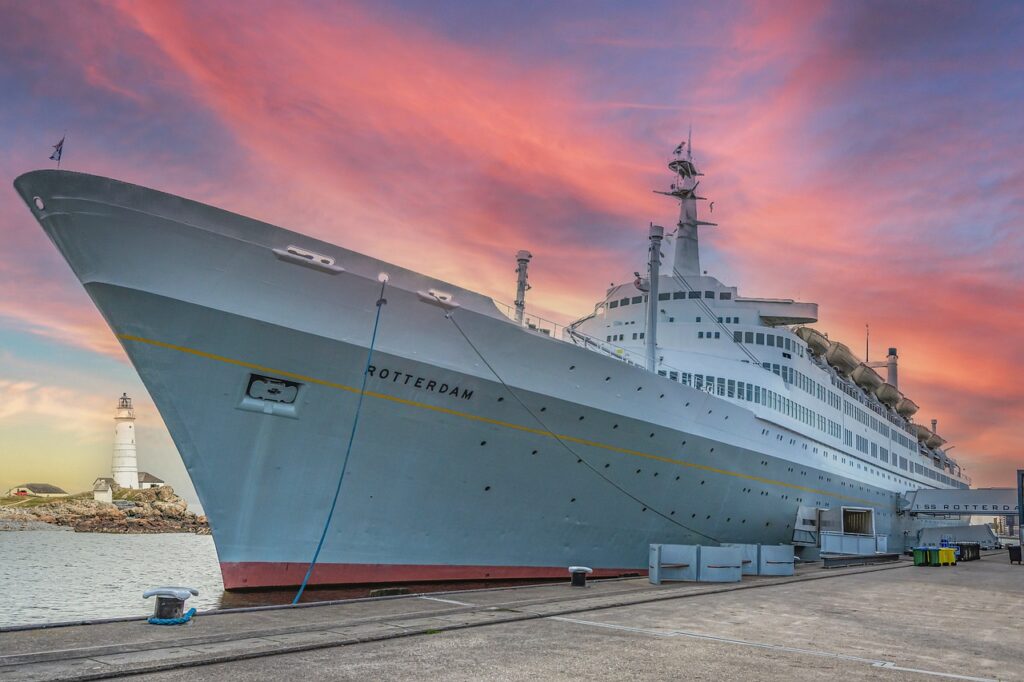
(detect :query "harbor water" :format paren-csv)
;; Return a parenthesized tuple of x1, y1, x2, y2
(0, 530, 223, 627)
(0, 529, 553, 628)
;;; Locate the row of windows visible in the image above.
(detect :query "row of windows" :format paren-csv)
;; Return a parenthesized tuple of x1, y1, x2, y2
(659, 366, 965, 490)
(732, 330, 803, 355)
(697, 331, 721, 339)
(609, 289, 734, 309)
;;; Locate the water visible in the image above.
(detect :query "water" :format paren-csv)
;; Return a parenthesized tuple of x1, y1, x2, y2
(0, 530, 223, 627)
(0, 530, 557, 628)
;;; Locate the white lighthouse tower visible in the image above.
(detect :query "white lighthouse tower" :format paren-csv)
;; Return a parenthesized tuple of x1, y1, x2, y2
(112, 393, 139, 489)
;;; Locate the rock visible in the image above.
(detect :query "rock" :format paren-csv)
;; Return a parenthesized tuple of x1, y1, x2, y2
(1, 486, 208, 535)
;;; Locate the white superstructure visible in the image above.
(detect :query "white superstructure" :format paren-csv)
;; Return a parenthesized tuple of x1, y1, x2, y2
(112, 393, 139, 489)
(568, 138, 967, 494)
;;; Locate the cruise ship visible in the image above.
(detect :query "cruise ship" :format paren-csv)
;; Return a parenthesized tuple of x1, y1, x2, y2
(14, 140, 968, 589)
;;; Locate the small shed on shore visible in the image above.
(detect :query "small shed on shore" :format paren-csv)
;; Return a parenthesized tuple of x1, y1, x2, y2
(92, 479, 113, 504)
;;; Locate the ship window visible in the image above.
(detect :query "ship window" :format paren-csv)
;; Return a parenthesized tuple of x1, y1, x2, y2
(609, 300, 618, 309)
(727, 380, 735, 397)
(745, 332, 754, 343)
(639, 332, 645, 339)
(673, 291, 685, 300)
(756, 333, 765, 344)
(767, 335, 775, 347)
(632, 333, 638, 340)
(717, 317, 723, 323)
(696, 316, 701, 322)
(784, 338, 791, 350)
(698, 331, 704, 338)
(717, 378, 726, 395)
(669, 371, 678, 381)
(704, 291, 714, 298)
(688, 291, 700, 299)
(720, 292, 732, 300)
(631, 296, 642, 304)
(658, 293, 670, 300)
(734, 331, 742, 342)
(658, 370, 667, 377)
(619, 298, 629, 306)
(714, 332, 720, 338)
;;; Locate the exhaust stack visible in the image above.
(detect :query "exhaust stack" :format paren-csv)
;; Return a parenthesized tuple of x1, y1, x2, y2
(887, 347, 899, 389)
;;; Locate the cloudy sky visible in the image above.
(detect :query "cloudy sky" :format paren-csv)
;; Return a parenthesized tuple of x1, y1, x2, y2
(0, 0, 1021, 502)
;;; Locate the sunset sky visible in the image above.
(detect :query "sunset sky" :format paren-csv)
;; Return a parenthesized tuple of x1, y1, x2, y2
(0, 0, 1021, 503)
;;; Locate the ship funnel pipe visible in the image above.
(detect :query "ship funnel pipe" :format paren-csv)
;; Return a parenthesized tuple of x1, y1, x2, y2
(514, 250, 532, 325)
(931, 419, 938, 434)
(887, 347, 898, 389)
(646, 224, 664, 373)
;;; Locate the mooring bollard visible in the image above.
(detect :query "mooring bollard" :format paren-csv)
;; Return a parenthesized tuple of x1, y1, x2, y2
(143, 586, 199, 624)
(568, 566, 593, 587)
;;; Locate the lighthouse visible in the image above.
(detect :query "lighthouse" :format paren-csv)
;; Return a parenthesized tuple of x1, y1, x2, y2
(112, 393, 139, 489)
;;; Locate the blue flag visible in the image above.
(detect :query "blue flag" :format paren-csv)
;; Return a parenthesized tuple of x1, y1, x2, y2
(50, 136, 65, 166)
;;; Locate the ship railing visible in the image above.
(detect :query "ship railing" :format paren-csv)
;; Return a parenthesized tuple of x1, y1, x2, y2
(492, 299, 687, 373)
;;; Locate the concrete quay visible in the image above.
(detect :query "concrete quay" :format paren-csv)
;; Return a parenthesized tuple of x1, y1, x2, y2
(1, 554, 1020, 681)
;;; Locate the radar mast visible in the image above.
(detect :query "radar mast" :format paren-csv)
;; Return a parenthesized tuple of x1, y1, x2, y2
(656, 129, 716, 275)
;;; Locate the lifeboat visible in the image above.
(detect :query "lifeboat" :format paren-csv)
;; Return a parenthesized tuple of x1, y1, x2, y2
(895, 397, 919, 418)
(875, 382, 901, 407)
(851, 363, 883, 392)
(795, 327, 830, 355)
(825, 341, 860, 375)
(926, 432, 947, 449)
(913, 423, 932, 442)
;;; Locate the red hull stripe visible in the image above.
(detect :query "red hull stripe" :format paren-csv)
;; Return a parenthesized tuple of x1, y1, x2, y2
(220, 561, 643, 590)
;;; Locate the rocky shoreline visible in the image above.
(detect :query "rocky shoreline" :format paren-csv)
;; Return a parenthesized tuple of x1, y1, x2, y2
(0, 485, 209, 534)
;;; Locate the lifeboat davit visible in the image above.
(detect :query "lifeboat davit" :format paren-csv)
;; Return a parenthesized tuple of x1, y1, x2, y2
(825, 341, 860, 376)
(795, 327, 830, 355)
(926, 432, 947, 449)
(895, 397, 919, 418)
(913, 423, 932, 442)
(875, 382, 901, 407)
(851, 363, 883, 392)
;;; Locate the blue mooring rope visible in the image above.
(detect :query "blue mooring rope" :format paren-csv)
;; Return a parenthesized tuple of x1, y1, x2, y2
(293, 279, 388, 604)
(148, 607, 196, 626)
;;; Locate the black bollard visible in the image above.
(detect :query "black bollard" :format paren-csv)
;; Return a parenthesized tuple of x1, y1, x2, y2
(568, 566, 593, 587)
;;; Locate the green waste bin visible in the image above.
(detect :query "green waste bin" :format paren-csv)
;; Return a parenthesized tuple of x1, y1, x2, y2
(913, 548, 928, 566)
(926, 548, 943, 566)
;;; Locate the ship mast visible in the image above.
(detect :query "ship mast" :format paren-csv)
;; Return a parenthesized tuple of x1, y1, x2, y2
(657, 129, 716, 275)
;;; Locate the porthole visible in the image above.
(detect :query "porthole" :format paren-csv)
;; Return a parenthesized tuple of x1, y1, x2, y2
(531, 450, 538, 455)
(540, 407, 547, 412)
(705, 515, 711, 520)
(675, 475, 680, 481)
(636, 386, 643, 391)
(709, 448, 715, 453)
(577, 458, 582, 464)
(578, 415, 585, 421)
(659, 394, 664, 399)
(604, 376, 611, 381)
(670, 511, 675, 515)
(691, 513, 696, 518)
(700, 480, 705, 485)
(570, 497, 576, 502)
(649, 432, 655, 438)
(33, 196, 45, 210)
(604, 463, 610, 469)
(653, 472, 659, 477)
(635, 469, 641, 474)
(480, 441, 487, 446)
(569, 365, 576, 370)
(613, 424, 619, 429)
(497, 396, 504, 402)
(681, 440, 687, 446)
(484, 486, 491, 491)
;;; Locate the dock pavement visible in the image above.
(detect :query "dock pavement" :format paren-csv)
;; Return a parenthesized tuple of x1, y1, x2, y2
(1, 553, 1020, 681)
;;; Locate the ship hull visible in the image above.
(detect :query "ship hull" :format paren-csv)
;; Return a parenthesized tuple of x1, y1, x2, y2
(15, 170, 955, 589)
